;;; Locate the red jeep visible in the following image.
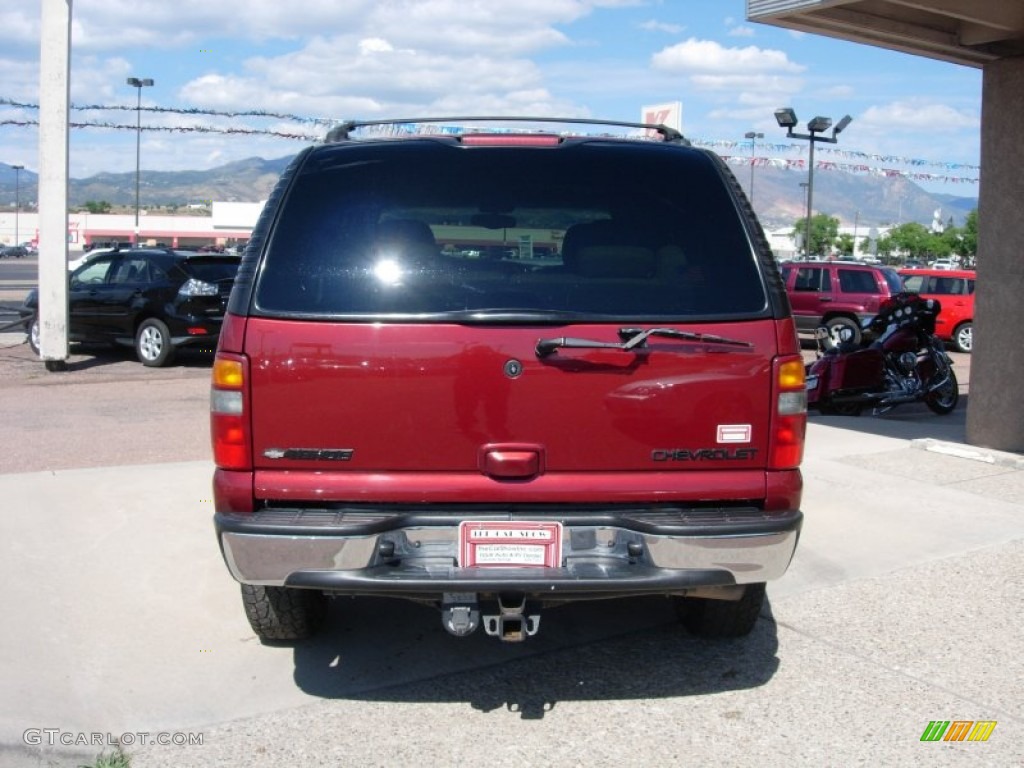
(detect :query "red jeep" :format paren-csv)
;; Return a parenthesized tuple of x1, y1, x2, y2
(781, 260, 903, 346)
(211, 118, 806, 643)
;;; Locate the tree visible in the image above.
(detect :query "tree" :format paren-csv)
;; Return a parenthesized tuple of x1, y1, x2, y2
(835, 232, 855, 257)
(84, 200, 112, 214)
(957, 209, 978, 266)
(793, 213, 840, 257)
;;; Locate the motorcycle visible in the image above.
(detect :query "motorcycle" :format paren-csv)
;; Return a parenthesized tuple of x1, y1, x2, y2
(805, 292, 959, 416)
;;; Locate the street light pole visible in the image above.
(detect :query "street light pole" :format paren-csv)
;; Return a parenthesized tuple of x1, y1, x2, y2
(744, 131, 763, 207)
(774, 108, 852, 258)
(12, 164, 24, 247)
(126, 77, 154, 246)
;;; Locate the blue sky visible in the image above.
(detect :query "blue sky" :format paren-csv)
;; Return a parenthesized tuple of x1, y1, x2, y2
(0, 0, 981, 195)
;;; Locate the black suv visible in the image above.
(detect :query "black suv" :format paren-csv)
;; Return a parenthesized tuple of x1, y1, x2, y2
(23, 248, 239, 366)
(211, 118, 807, 644)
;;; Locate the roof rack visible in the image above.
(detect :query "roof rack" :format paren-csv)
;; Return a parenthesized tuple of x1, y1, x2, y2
(323, 116, 688, 145)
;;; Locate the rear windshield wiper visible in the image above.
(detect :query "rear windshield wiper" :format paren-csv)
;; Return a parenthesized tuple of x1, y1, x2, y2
(535, 326, 753, 358)
(618, 327, 754, 350)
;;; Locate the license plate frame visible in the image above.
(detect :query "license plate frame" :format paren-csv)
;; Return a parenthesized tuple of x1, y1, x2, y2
(458, 521, 563, 568)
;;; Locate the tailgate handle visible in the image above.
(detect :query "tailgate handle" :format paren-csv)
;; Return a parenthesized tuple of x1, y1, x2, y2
(481, 447, 542, 479)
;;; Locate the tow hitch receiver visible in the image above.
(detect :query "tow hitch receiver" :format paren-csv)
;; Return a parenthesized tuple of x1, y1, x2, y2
(482, 594, 540, 643)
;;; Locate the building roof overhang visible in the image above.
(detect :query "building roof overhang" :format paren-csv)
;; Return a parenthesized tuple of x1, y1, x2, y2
(747, 0, 1024, 68)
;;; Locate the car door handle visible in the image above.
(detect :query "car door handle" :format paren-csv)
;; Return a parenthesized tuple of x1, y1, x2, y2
(818, 297, 833, 302)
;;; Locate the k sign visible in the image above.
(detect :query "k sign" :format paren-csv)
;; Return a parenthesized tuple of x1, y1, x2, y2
(641, 102, 682, 136)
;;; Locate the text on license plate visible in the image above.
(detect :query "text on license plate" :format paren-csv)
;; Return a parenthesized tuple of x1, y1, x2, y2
(458, 521, 563, 568)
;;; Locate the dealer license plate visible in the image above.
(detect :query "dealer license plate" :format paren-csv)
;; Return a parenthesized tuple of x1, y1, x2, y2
(458, 521, 563, 568)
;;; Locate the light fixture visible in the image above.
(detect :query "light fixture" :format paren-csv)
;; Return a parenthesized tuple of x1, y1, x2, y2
(774, 108, 798, 129)
(775, 108, 854, 258)
(744, 132, 764, 207)
(126, 77, 154, 246)
(12, 164, 24, 248)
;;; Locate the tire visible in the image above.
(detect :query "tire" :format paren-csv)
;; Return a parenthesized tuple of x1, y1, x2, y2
(241, 584, 327, 642)
(135, 317, 175, 367)
(925, 364, 959, 415)
(825, 316, 862, 347)
(27, 315, 40, 356)
(952, 322, 972, 354)
(674, 583, 766, 638)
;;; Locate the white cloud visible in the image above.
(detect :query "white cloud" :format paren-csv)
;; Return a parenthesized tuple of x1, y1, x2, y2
(860, 100, 978, 133)
(638, 19, 685, 35)
(651, 38, 804, 75)
(728, 25, 755, 38)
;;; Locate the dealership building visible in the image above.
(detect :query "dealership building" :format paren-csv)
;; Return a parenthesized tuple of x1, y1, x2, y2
(0, 201, 263, 250)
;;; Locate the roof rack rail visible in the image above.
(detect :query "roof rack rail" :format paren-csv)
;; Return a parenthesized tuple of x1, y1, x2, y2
(324, 116, 688, 145)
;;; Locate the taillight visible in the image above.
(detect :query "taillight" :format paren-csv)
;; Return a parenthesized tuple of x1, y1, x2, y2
(211, 353, 251, 470)
(461, 134, 561, 147)
(769, 356, 807, 469)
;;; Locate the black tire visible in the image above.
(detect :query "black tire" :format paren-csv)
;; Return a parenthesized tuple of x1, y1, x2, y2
(241, 584, 327, 642)
(925, 364, 959, 415)
(27, 315, 40, 356)
(952, 322, 972, 354)
(675, 583, 766, 638)
(825, 316, 862, 347)
(135, 317, 175, 367)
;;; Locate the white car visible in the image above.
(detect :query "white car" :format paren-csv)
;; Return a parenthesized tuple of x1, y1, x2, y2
(929, 258, 956, 270)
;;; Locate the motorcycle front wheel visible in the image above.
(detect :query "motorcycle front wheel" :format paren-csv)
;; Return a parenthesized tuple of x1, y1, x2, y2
(925, 365, 959, 415)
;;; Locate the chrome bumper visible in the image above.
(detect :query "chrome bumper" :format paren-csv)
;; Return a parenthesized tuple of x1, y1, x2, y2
(217, 509, 802, 595)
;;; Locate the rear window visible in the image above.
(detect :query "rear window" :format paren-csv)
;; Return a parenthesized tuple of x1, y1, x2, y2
(836, 268, 877, 293)
(183, 257, 241, 283)
(253, 141, 767, 319)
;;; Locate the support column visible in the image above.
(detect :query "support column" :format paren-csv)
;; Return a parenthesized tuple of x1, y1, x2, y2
(38, 0, 72, 369)
(967, 55, 1024, 451)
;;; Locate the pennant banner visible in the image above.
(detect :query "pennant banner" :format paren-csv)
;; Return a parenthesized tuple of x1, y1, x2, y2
(0, 96, 980, 182)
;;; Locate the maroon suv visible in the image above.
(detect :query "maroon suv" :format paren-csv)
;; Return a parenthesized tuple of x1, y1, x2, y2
(780, 260, 903, 345)
(211, 118, 807, 644)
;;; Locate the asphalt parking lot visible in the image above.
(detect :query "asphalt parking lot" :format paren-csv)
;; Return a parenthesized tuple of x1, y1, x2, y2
(0, 263, 1021, 768)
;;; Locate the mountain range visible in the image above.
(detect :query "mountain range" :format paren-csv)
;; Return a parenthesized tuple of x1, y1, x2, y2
(1, 155, 977, 232)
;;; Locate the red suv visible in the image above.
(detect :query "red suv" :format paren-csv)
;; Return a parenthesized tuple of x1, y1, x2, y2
(899, 268, 975, 353)
(780, 261, 903, 345)
(211, 118, 806, 644)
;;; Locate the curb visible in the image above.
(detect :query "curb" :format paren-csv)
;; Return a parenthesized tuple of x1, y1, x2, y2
(911, 437, 1024, 469)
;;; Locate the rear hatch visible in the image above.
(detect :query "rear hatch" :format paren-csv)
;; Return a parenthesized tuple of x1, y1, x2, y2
(240, 138, 791, 502)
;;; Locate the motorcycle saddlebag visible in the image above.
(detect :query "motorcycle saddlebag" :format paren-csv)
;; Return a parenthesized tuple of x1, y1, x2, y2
(823, 347, 885, 392)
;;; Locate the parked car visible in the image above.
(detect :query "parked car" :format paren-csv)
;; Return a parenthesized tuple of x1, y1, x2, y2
(899, 268, 976, 353)
(22, 248, 239, 366)
(779, 260, 903, 345)
(210, 116, 808, 645)
(0, 245, 28, 259)
(928, 258, 957, 270)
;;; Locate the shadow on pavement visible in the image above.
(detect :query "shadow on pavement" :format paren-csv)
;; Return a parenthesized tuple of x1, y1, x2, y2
(808, 393, 969, 444)
(7, 341, 215, 373)
(290, 594, 780, 718)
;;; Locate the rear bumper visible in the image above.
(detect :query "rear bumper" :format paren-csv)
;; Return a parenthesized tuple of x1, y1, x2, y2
(216, 507, 802, 596)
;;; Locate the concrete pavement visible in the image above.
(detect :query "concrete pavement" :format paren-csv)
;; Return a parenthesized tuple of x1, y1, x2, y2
(1, 396, 1022, 767)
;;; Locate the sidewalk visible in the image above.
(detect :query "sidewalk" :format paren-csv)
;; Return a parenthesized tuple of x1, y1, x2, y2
(2, 408, 1022, 767)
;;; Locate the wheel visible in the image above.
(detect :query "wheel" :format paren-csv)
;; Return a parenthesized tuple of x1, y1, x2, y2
(925, 364, 959, 415)
(825, 316, 862, 347)
(27, 315, 40, 356)
(135, 318, 175, 367)
(674, 583, 766, 638)
(952, 322, 972, 354)
(241, 584, 327, 642)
